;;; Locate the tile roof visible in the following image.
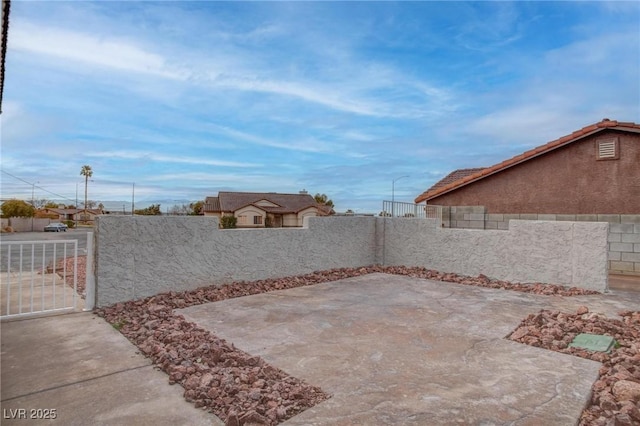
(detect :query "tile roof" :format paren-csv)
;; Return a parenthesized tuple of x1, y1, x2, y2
(204, 197, 220, 212)
(45, 208, 103, 215)
(415, 119, 640, 203)
(424, 168, 486, 194)
(204, 192, 330, 215)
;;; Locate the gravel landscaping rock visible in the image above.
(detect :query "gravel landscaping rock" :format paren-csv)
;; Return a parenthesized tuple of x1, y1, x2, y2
(508, 308, 640, 425)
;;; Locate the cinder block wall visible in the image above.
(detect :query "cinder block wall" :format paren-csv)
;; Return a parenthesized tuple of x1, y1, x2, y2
(94, 216, 609, 306)
(440, 206, 487, 229)
(608, 223, 640, 275)
(441, 209, 640, 276)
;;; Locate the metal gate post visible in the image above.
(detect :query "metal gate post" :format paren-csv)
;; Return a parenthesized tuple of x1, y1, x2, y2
(83, 232, 95, 311)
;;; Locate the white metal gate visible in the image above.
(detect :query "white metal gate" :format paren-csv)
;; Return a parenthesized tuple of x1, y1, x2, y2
(0, 239, 79, 319)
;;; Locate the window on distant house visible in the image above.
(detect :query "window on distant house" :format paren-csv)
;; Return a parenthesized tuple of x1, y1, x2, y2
(596, 138, 619, 160)
(253, 216, 262, 225)
(237, 215, 247, 225)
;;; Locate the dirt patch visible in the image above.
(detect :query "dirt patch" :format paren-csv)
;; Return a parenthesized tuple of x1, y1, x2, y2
(508, 308, 640, 425)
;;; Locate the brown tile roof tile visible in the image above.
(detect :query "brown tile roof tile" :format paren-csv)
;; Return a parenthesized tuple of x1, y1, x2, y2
(415, 118, 640, 203)
(204, 197, 220, 212)
(424, 168, 486, 194)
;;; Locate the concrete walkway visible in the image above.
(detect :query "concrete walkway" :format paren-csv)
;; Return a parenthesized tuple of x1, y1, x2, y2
(0, 312, 222, 425)
(1, 272, 80, 317)
(1, 273, 639, 425)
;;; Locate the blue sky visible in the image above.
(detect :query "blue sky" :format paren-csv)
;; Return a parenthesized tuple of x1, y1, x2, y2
(1, 1, 639, 213)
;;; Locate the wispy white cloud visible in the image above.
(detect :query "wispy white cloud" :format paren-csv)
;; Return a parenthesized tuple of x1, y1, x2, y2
(208, 124, 333, 153)
(10, 17, 454, 120)
(86, 151, 259, 168)
(10, 21, 188, 80)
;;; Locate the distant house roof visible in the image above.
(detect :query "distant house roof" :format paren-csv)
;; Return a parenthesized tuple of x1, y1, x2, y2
(45, 208, 103, 215)
(415, 119, 640, 203)
(204, 192, 332, 215)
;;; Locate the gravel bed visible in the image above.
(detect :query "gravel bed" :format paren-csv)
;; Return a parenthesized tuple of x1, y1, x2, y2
(508, 308, 640, 425)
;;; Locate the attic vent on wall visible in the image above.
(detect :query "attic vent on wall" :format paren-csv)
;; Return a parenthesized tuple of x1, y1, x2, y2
(596, 138, 619, 160)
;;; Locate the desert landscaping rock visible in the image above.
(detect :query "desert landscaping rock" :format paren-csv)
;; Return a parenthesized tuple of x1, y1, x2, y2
(94, 262, 635, 425)
(508, 308, 640, 425)
(58, 255, 87, 298)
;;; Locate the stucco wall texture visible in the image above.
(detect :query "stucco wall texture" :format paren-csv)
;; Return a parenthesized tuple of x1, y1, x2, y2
(95, 216, 608, 307)
(428, 130, 640, 214)
(383, 219, 608, 292)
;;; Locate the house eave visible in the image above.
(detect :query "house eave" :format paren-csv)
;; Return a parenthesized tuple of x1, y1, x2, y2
(416, 125, 636, 204)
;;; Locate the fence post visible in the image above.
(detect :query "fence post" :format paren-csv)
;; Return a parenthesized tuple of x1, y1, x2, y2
(83, 232, 95, 311)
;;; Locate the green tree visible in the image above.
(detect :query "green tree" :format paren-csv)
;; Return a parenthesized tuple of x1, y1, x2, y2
(314, 193, 334, 208)
(1, 199, 35, 218)
(134, 204, 162, 215)
(220, 215, 237, 229)
(189, 201, 204, 215)
(80, 165, 93, 219)
(44, 201, 60, 209)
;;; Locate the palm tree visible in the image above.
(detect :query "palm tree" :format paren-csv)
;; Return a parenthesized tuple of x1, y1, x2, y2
(314, 193, 334, 208)
(80, 165, 93, 221)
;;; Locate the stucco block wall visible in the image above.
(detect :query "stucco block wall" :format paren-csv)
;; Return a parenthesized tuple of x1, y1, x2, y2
(443, 211, 640, 276)
(95, 216, 609, 307)
(383, 219, 608, 292)
(428, 130, 640, 214)
(95, 216, 378, 306)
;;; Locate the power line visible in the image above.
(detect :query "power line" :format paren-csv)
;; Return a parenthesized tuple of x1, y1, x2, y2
(1, 169, 76, 202)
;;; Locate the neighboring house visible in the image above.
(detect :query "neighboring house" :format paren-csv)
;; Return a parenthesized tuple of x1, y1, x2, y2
(42, 208, 103, 222)
(414, 118, 640, 276)
(415, 119, 640, 214)
(203, 191, 334, 228)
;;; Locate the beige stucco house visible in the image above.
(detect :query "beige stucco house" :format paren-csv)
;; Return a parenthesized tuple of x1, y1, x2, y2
(203, 191, 333, 228)
(42, 208, 103, 223)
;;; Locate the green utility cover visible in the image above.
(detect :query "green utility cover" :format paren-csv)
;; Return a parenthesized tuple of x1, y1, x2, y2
(569, 333, 616, 353)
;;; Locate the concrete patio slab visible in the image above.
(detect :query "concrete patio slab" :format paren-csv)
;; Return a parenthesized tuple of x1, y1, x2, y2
(179, 273, 640, 425)
(1, 312, 222, 426)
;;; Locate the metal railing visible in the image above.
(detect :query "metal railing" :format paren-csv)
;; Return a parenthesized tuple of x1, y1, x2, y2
(1, 240, 78, 319)
(381, 201, 443, 223)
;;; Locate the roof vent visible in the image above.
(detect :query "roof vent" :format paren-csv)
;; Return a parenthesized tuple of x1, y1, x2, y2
(596, 139, 618, 160)
(299, 189, 308, 194)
